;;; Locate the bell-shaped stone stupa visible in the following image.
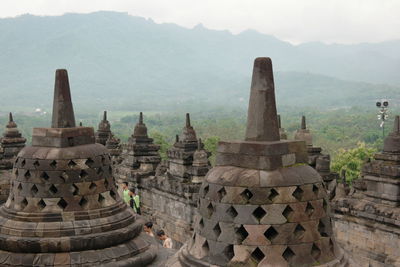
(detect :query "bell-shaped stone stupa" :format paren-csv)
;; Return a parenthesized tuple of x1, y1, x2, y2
(294, 116, 313, 147)
(0, 69, 157, 266)
(115, 112, 161, 187)
(95, 111, 112, 145)
(0, 112, 26, 161)
(168, 58, 348, 267)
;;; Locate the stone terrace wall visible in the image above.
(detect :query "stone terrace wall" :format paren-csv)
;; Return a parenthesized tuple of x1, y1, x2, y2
(332, 115, 400, 267)
(141, 186, 196, 247)
(333, 214, 400, 266)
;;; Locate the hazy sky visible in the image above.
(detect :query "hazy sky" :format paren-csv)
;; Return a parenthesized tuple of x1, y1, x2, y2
(1, 0, 399, 44)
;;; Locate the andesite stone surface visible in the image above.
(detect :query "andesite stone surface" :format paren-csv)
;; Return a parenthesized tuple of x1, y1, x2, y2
(167, 57, 348, 267)
(94, 111, 123, 167)
(278, 114, 288, 140)
(0, 113, 26, 203)
(140, 114, 211, 247)
(95, 111, 112, 146)
(0, 69, 160, 266)
(332, 115, 400, 266)
(0, 112, 26, 165)
(105, 132, 122, 166)
(294, 116, 312, 147)
(294, 116, 339, 199)
(51, 70, 75, 128)
(115, 112, 161, 188)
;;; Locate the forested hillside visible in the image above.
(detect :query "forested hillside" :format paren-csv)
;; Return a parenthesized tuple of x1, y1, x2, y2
(0, 11, 399, 112)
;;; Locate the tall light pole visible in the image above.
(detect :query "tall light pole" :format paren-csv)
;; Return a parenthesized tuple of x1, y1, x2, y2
(376, 99, 389, 139)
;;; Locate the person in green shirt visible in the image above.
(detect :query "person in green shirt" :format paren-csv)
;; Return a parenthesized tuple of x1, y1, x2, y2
(129, 188, 141, 215)
(121, 182, 130, 205)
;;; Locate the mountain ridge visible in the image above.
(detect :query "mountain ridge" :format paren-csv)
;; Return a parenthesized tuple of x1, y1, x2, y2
(0, 11, 399, 112)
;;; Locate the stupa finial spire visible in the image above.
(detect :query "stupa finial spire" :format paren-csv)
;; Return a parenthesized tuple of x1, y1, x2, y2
(197, 138, 202, 149)
(245, 57, 280, 141)
(132, 112, 148, 138)
(393, 115, 400, 134)
(186, 113, 191, 127)
(51, 69, 76, 128)
(9, 112, 13, 123)
(139, 112, 143, 124)
(301, 115, 306, 130)
(103, 111, 107, 121)
(277, 114, 281, 128)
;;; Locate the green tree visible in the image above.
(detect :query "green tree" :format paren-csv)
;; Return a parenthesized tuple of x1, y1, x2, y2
(331, 142, 376, 183)
(151, 131, 171, 160)
(204, 136, 220, 166)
